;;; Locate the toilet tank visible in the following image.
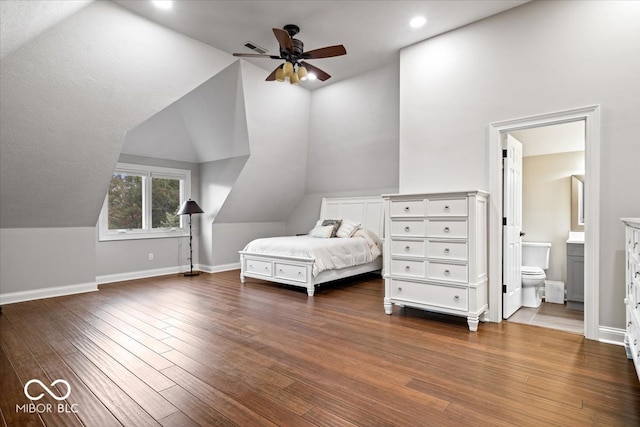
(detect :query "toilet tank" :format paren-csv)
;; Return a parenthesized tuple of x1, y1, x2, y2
(522, 242, 551, 269)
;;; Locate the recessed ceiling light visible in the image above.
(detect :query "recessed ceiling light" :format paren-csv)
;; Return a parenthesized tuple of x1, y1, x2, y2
(152, 0, 173, 10)
(410, 16, 427, 29)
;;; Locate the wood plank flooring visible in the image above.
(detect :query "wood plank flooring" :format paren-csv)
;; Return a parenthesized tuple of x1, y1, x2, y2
(1, 270, 638, 426)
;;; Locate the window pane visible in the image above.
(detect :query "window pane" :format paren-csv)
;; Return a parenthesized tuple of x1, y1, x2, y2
(152, 177, 181, 229)
(108, 173, 142, 230)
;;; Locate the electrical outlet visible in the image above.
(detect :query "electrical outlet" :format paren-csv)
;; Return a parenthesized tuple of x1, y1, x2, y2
(148, 253, 154, 261)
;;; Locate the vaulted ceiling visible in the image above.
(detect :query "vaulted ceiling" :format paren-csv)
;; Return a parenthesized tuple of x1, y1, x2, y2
(0, 0, 530, 229)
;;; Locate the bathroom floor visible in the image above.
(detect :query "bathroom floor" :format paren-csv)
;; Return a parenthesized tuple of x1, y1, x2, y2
(507, 301, 584, 334)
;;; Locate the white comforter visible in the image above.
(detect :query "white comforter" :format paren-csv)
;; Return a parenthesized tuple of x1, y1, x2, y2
(242, 229, 381, 277)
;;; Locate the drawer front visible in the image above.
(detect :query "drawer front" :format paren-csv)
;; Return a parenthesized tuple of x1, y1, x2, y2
(427, 262, 468, 283)
(244, 259, 272, 277)
(390, 239, 426, 258)
(427, 198, 467, 217)
(427, 241, 468, 261)
(390, 220, 426, 237)
(390, 259, 426, 278)
(427, 220, 468, 238)
(390, 279, 468, 311)
(274, 262, 307, 283)
(390, 200, 425, 217)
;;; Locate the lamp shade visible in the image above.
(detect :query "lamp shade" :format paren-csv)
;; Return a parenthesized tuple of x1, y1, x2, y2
(176, 199, 204, 215)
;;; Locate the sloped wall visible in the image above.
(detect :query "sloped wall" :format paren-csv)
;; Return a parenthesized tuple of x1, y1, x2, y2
(0, 1, 238, 298)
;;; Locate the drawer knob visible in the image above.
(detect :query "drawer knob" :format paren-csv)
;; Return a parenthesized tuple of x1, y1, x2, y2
(444, 248, 450, 254)
(444, 226, 450, 233)
(404, 226, 410, 232)
(405, 245, 411, 251)
(279, 269, 283, 272)
(444, 269, 451, 275)
(444, 205, 450, 211)
(265, 266, 268, 270)
(635, 272, 639, 278)
(635, 339, 638, 346)
(405, 265, 411, 271)
(404, 206, 410, 212)
(634, 242, 638, 249)
(397, 287, 403, 292)
(453, 295, 460, 302)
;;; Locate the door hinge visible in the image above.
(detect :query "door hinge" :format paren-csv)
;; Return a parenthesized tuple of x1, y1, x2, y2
(503, 217, 507, 226)
(502, 149, 508, 158)
(502, 284, 507, 293)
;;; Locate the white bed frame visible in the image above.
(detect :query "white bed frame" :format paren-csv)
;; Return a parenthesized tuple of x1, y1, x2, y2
(239, 196, 384, 296)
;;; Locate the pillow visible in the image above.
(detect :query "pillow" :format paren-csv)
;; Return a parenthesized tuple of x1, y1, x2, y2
(321, 219, 342, 237)
(309, 224, 335, 238)
(336, 219, 361, 238)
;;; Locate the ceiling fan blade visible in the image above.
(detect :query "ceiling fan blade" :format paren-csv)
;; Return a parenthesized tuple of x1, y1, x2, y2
(272, 28, 293, 53)
(233, 53, 281, 59)
(302, 45, 346, 59)
(300, 61, 331, 81)
(265, 66, 280, 81)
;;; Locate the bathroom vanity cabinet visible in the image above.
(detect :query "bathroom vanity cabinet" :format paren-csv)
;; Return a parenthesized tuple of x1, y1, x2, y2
(382, 191, 488, 331)
(622, 218, 640, 381)
(566, 242, 584, 311)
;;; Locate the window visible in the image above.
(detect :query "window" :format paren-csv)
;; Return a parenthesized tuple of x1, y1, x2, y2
(98, 163, 192, 241)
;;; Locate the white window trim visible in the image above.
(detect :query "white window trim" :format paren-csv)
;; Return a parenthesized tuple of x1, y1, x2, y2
(98, 162, 192, 241)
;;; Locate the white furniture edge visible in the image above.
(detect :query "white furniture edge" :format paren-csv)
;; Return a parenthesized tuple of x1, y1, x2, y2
(239, 196, 384, 296)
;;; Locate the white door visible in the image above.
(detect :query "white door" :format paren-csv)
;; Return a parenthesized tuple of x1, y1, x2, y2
(503, 134, 523, 319)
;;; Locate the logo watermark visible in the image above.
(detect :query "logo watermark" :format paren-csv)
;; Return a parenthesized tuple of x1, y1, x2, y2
(16, 379, 79, 414)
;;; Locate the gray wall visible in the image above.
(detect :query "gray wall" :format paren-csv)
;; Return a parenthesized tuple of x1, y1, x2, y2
(399, 0, 640, 330)
(0, 1, 235, 297)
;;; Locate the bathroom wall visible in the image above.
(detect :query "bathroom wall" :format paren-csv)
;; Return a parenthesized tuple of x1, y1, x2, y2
(522, 151, 585, 284)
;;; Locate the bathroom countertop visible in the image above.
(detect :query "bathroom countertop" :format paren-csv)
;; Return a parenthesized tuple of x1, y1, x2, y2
(566, 231, 585, 244)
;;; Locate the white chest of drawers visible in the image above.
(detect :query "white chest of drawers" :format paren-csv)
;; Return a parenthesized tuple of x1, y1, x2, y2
(622, 218, 640, 381)
(383, 191, 489, 331)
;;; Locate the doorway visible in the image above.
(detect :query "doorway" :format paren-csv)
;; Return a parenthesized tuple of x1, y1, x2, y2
(502, 121, 585, 333)
(487, 105, 601, 340)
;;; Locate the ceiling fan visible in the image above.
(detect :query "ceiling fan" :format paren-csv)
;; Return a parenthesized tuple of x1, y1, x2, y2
(233, 24, 347, 83)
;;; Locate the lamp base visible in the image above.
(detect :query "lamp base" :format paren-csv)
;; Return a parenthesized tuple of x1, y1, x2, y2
(183, 271, 200, 277)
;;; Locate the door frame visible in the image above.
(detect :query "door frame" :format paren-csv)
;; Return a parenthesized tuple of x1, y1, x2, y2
(488, 105, 600, 340)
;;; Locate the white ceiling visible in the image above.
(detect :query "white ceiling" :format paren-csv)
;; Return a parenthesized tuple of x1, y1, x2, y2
(510, 121, 585, 158)
(111, 0, 528, 89)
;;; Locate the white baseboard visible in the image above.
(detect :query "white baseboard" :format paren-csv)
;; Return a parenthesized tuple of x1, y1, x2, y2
(199, 262, 240, 273)
(598, 326, 626, 346)
(97, 265, 191, 284)
(96, 263, 240, 285)
(0, 282, 98, 305)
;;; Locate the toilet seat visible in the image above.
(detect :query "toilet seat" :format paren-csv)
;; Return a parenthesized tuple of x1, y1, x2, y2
(521, 266, 545, 277)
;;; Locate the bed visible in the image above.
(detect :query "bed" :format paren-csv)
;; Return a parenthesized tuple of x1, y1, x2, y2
(239, 196, 384, 296)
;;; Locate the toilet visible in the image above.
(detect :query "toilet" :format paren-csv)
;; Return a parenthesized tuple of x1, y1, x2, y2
(521, 242, 552, 308)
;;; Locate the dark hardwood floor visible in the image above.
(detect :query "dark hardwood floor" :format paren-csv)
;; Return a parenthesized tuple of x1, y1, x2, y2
(1, 270, 638, 426)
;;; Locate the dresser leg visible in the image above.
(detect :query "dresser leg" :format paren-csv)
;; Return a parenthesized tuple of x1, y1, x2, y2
(384, 298, 392, 314)
(467, 316, 479, 332)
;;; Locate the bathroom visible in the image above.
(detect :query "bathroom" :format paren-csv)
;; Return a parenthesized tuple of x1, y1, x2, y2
(505, 121, 585, 334)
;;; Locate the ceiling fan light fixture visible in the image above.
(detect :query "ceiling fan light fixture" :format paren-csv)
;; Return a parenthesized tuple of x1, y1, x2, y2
(307, 72, 317, 81)
(290, 73, 300, 85)
(275, 67, 285, 82)
(283, 61, 294, 77)
(297, 65, 308, 81)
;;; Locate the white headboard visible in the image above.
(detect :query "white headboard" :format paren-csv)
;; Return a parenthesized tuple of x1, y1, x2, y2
(319, 196, 384, 238)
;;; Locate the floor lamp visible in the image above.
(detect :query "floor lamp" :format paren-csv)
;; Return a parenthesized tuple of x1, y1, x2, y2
(177, 199, 204, 277)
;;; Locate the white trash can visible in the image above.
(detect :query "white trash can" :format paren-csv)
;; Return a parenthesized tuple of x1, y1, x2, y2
(545, 280, 565, 304)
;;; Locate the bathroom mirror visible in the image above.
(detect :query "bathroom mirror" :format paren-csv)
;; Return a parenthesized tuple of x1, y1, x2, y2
(571, 174, 584, 231)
